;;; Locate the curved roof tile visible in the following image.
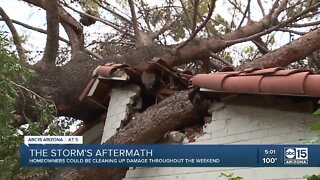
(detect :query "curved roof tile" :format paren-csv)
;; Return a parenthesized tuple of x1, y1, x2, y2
(192, 67, 320, 97)
(92, 63, 129, 77)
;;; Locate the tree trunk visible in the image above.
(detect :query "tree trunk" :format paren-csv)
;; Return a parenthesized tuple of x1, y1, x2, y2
(51, 90, 211, 180)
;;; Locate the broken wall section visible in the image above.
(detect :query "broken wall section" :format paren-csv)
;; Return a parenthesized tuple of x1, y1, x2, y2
(124, 95, 320, 180)
(101, 85, 140, 143)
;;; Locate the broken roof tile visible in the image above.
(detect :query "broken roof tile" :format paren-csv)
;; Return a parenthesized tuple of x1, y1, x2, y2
(92, 64, 129, 78)
(192, 67, 320, 97)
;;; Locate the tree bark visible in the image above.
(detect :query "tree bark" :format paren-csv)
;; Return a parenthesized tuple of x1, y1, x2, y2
(242, 28, 320, 69)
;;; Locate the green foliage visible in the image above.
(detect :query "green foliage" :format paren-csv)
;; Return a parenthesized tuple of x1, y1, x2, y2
(0, 30, 32, 179)
(314, 100, 320, 116)
(304, 174, 320, 180)
(0, 30, 57, 179)
(77, 0, 99, 15)
(219, 172, 243, 180)
(305, 100, 320, 143)
(310, 100, 320, 131)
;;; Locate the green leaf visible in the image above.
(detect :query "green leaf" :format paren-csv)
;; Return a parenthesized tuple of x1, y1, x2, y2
(310, 123, 320, 130)
(314, 109, 320, 116)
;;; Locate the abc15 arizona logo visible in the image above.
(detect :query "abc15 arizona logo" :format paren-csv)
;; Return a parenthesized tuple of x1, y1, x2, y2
(284, 147, 308, 165)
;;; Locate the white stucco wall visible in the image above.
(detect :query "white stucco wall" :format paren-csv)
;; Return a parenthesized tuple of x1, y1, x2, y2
(124, 96, 320, 180)
(82, 121, 104, 144)
(101, 87, 137, 143)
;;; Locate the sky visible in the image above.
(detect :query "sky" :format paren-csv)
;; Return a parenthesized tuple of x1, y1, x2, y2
(0, 0, 47, 48)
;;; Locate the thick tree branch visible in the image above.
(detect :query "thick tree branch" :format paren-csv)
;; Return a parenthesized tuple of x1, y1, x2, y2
(23, 0, 84, 58)
(1, 18, 102, 60)
(0, 18, 67, 42)
(40, 0, 59, 67)
(270, 0, 288, 21)
(161, 1, 287, 67)
(128, 0, 139, 38)
(0, 6, 28, 66)
(252, 37, 270, 54)
(192, 0, 200, 32)
(241, 28, 320, 69)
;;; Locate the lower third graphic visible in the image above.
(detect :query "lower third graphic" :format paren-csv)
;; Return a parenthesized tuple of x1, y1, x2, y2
(284, 147, 308, 165)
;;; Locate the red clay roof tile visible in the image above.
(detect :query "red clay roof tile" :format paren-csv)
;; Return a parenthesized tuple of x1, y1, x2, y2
(192, 67, 320, 97)
(93, 64, 129, 77)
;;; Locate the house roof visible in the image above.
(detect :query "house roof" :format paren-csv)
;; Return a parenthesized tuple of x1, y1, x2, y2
(79, 63, 140, 102)
(191, 67, 320, 97)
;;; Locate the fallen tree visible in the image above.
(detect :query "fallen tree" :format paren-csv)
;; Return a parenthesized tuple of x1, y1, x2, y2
(1, 0, 320, 179)
(49, 25, 320, 179)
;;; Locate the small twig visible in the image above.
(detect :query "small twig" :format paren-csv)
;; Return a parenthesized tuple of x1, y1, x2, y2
(197, 12, 212, 36)
(136, 0, 152, 31)
(225, 2, 320, 45)
(153, 18, 179, 39)
(63, 3, 135, 38)
(176, 0, 215, 50)
(278, 28, 307, 35)
(210, 52, 234, 67)
(8, 80, 57, 116)
(257, 0, 265, 16)
(238, 0, 251, 28)
(227, 0, 245, 14)
(94, 0, 132, 25)
(289, 20, 320, 27)
(179, 0, 193, 28)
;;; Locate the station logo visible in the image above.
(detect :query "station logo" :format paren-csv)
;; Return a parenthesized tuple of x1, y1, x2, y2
(284, 147, 308, 165)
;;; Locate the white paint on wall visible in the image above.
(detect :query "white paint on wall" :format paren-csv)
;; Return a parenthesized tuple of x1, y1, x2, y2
(101, 87, 137, 144)
(125, 97, 320, 180)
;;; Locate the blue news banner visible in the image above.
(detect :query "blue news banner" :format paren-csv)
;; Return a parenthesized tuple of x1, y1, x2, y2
(20, 144, 320, 167)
